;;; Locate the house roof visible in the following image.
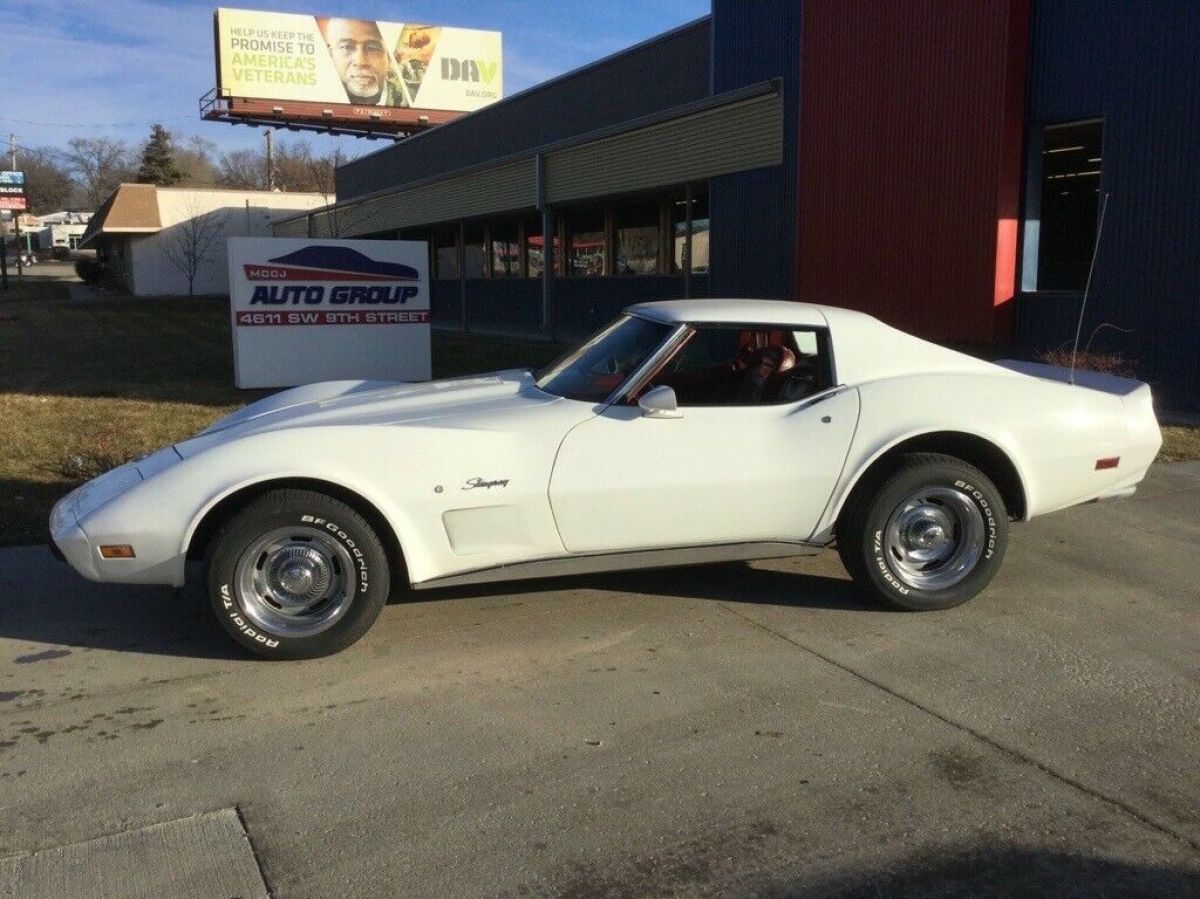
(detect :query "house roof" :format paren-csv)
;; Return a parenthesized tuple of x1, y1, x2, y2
(79, 184, 161, 247)
(81, 184, 331, 248)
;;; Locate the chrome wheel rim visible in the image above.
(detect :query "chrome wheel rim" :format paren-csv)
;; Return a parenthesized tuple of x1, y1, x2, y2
(234, 526, 355, 638)
(883, 487, 984, 591)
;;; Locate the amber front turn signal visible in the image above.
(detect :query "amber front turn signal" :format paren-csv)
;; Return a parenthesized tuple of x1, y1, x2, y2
(99, 545, 136, 559)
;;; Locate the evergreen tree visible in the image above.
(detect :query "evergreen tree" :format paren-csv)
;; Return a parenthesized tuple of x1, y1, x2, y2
(136, 125, 183, 186)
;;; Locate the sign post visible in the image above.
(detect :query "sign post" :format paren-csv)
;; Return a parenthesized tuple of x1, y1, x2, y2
(227, 237, 431, 389)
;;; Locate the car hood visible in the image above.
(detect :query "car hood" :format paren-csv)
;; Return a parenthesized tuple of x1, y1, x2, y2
(176, 370, 558, 457)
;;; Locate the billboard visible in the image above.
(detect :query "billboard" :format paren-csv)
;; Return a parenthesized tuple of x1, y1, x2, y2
(215, 8, 502, 114)
(228, 238, 431, 388)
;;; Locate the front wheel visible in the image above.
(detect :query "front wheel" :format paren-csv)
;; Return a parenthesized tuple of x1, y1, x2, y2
(837, 453, 1009, 611)
(206, 489, 391, 659)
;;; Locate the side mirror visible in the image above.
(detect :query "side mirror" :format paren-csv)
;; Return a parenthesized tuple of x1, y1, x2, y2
(638, 385, 683, 419)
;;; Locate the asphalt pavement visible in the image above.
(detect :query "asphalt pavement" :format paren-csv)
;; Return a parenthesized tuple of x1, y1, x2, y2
(1, 463, 1198, 897)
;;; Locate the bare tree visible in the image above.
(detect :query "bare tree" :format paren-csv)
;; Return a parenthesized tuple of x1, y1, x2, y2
(15, 148, 80, 213)
(67, 137, 136, 208)
(217, 148, 268, 190)
(306, 145, 344, 236)
(176, 135, 220, 187)
(161, 201, 225, 297)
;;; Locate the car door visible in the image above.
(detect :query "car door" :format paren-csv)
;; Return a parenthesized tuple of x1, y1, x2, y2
(548, 325, 859, 553)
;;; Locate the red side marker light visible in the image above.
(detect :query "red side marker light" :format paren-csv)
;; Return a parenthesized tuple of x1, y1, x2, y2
(1095, 457, 1120, 471)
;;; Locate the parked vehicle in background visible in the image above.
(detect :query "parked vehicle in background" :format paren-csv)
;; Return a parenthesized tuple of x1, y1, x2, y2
(50, 299, 1162, 659)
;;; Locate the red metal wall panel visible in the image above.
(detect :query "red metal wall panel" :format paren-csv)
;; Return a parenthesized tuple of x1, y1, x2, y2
(795, 0, 1028, 344)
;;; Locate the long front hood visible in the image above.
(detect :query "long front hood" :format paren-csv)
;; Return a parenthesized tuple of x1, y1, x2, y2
(177, 370, 558, 457)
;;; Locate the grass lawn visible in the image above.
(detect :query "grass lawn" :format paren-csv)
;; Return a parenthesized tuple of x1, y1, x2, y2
(0, 291, 560, 545)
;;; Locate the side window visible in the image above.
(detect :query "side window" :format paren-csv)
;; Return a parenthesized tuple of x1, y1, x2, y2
(634, 326, 830, 407)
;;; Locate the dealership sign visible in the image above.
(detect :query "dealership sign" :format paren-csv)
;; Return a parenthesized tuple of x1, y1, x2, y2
(0, 171, 28, 211)
(228, 238, 430, 388)
(215, 8, 502, 117)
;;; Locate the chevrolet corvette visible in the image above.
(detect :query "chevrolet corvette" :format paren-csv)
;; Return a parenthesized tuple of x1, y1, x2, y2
(50, 300, 1162, 658)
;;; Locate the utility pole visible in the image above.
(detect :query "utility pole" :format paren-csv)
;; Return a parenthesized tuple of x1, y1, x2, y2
(9, 133, 15, 172)
(265, 130, 275, 191)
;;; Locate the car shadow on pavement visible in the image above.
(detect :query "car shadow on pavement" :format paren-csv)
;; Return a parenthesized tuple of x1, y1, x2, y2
(413, 561, 882, 614)
(6, 550, 874, 661)
(1, 549, 244, 660)
(551, 839, 1200, 898)
(779, 846, 1200, 899)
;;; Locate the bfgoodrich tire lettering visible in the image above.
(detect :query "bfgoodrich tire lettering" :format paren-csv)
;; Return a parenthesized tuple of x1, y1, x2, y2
(838, 453, 1009, 611)
(206, 489, 391, 659)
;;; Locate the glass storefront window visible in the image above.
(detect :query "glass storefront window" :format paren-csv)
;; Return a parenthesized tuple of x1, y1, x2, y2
(672, 193, 710, 274)
(463, 224, 485, 278)
(490, 219, 521, 278)
(433, 226, 459, 279)
(1036, 121, 1103, 291)
(615, 201, 660, 275)
(525, 217, 560, 278)
(567, 208, 606, 277)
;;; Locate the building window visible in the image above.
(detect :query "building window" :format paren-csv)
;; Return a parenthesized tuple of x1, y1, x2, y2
(1036, 121, 1103, 291)
(525, 216, 559, 278)
(672, 192, 709, 274)
(463, 223, 485, 278)
(566, 208, 606, 277)
(433, 226, 459, 279)
(489, 218, 521, 278)
(614, 200, 660, 275)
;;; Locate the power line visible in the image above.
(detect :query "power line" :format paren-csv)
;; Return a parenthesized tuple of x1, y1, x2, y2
(0, 115, 201, 128)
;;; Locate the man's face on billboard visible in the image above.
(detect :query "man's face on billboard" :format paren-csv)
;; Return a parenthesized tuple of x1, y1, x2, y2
(325, 19, 388, 102)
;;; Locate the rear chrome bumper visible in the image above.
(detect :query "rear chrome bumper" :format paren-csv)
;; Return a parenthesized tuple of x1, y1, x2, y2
(1092, 484, 1138, 503)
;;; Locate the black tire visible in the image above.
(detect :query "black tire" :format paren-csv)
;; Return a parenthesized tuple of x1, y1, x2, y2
(837, 453, 1008, 611)
(206, 489, 391, 659)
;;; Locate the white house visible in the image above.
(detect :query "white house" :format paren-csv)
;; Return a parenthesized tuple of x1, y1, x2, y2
(35, 211, 92, 252)
(81, 185, 329, 296)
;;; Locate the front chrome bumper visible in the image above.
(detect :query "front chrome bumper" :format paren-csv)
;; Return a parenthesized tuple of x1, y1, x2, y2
(48, 493, 102, 581)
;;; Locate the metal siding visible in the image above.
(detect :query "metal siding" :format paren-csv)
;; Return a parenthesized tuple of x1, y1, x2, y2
(794, 0, 1027, 344)
(545, 93, 782, 205)
(1020, 0, 1200, 411)
(462, 279, 543, 329)
(336, 20, 712, 202)
(430, 279, 463, 328)
(321, 159, 537, 238)
(272, 216, 309, 237)
(708, 0, 802, 301)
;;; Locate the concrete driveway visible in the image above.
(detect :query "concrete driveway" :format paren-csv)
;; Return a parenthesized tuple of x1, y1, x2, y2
(2, 463, 1198, 897)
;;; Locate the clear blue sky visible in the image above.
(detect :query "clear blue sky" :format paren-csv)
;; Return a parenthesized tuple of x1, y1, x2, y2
(0, 0, 711, 162)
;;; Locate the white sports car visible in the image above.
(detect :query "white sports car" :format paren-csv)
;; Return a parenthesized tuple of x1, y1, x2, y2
(50, 300, 1162, 659)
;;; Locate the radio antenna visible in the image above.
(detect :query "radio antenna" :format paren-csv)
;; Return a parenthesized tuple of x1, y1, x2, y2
(1069, 191, 1110, 385)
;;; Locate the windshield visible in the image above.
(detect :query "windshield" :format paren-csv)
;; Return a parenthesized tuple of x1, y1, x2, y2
(535, 315, 673, 402)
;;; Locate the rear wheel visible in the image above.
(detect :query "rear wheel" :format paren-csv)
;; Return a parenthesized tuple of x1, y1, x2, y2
(837, 453, 1008, 611)
(206, 489, 390, 659)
